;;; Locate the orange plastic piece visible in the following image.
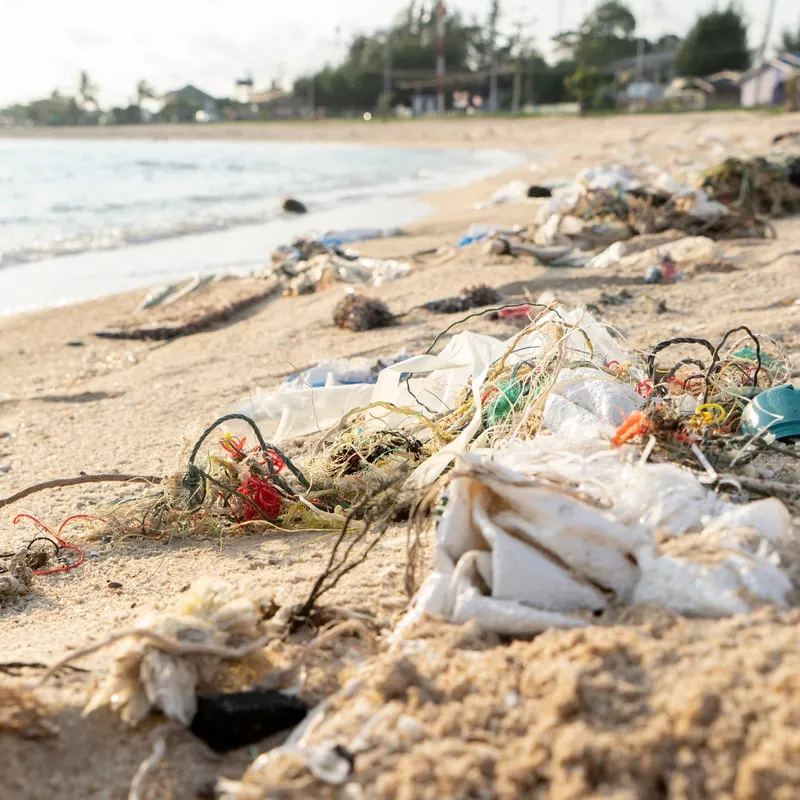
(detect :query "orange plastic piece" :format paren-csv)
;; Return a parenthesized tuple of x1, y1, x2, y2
(612, 410, 651, 447)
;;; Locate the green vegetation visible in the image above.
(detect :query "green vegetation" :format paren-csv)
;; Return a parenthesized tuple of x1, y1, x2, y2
(674, 6, 751, 77)
(783, 20, 800, 53)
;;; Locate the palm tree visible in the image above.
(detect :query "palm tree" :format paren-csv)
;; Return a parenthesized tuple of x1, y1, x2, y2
(135, 79, 156, 105)
(135, 79, 157, 122)
(78, 70, 99, 110)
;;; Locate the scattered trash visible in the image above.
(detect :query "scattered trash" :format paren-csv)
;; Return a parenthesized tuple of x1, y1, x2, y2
(1, 514, 96, 600)
(457, 223, 523, 248)
(318, 227, 404, 248)
(417, 284, 504, 314)
(772, 130, 800, 147)
(489, 304, 533, 320)
(280, 253, 411, 295)
(703, 156, 800, 217)
(643, 256, 680, 284)
(486, 238, 573, 265)
(190, 690, 309, 753)
(333, 293, 395, 332)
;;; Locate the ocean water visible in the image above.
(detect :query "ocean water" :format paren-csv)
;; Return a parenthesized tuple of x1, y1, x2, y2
(0, 139, 527, 315)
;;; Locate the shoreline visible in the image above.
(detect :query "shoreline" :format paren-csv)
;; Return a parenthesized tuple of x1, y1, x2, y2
(1, 108, 786, 148)
(0, 140, 533, 317)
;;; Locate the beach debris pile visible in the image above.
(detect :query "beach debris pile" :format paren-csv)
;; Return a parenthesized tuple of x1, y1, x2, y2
(469, 155, 800, 271)
(209, 304, 800, 796)
(203, 306, 799, 578)
(271, 228, 410, 296)
(702, 155, 800, 217)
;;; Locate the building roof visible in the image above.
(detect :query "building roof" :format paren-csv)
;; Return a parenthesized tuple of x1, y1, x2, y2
(707, 70, 742, 86)
(251, 88, 288, 104)
(610, 51, 676, 75)
(665, 77, 714, 97)
(742, 53, 800, 81)
(162, 84, 217, 105)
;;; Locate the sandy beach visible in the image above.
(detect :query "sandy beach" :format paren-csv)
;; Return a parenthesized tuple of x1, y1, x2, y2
(3, 111, 800, 798)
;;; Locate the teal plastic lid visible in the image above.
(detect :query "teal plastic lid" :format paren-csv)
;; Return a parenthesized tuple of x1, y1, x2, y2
(740, 384, 800, 440)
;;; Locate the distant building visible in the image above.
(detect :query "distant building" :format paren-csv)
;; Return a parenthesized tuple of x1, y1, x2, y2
(251, 88, 306, 119)
(706, 71, 742, 107)
(663, 77, 715, 110)
(161, 85, 219, 121)
(611, 51, 677, 86)
(612, 51, 676, 110)
(740, 53, 800, 107)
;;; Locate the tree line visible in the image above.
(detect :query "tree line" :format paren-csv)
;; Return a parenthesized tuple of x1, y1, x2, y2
(3, 1, 800, 124)
(293, 1, 792, 113)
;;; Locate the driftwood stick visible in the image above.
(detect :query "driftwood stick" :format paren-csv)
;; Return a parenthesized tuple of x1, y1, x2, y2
(0, 474, 163, 510)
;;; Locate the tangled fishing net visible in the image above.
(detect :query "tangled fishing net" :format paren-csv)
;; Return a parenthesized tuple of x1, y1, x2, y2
(612, 326, 794, 467)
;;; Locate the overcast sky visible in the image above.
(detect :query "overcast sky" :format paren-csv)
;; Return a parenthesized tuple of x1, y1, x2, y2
(0, 0, 797, 106)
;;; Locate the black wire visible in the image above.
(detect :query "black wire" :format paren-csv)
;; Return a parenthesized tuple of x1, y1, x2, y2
(424, 303, 547, 355)
(647, 337, 715, 383)
(398, 303, 548, 416)
(661, 357, 707, 387)
(188, 413, 309, 490)
(702, 326, 762, 403)
(26, 537, 60, 556)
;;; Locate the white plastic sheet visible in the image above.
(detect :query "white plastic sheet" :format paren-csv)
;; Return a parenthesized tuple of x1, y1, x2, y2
(407, 436, 795, 636)
(228, 306, 633, 447)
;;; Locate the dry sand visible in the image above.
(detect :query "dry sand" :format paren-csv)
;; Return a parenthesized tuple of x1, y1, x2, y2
(1, 111, 800, 798)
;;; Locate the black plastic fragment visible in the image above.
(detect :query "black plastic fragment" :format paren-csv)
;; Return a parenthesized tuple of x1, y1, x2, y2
(190, 690, 309, 753)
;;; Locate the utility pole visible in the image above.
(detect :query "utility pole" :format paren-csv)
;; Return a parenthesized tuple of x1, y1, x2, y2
(756, 0, 777, 104)
(384, 36, 392, 103)
(512, 18, 524, 114)
(435, 1, 447, 113)
(635, 0, 648, 86)
(379, 33, 393, 118)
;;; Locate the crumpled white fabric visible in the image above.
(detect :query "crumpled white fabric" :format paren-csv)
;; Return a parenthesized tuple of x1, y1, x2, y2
(404, 436, 795, 637)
